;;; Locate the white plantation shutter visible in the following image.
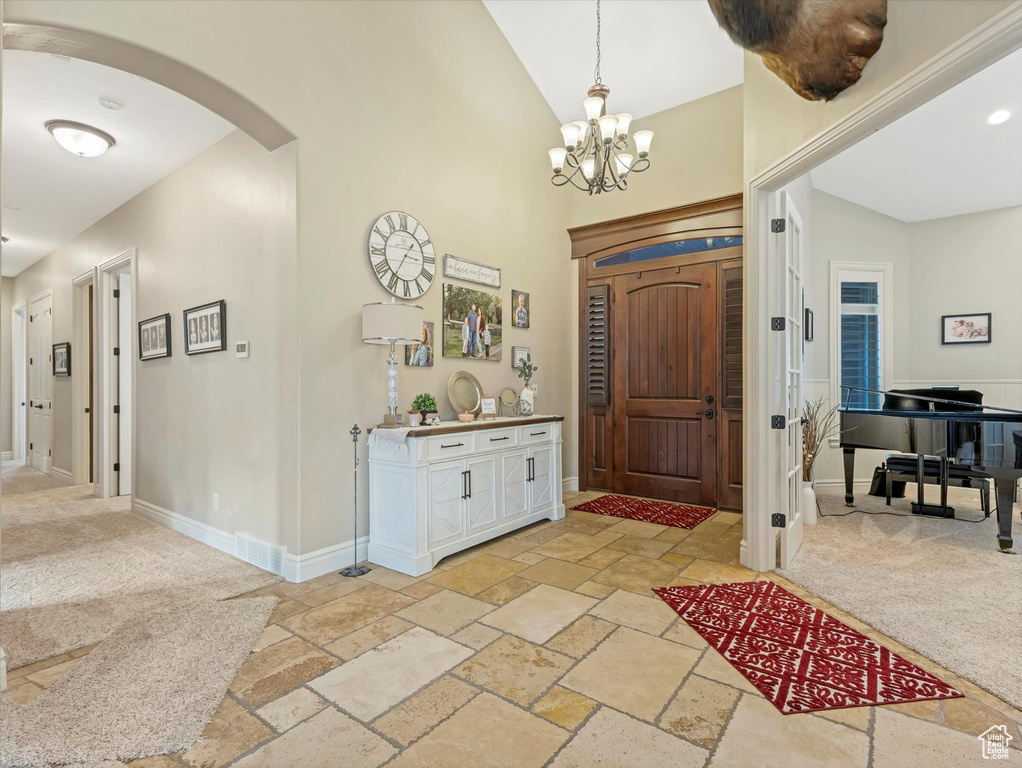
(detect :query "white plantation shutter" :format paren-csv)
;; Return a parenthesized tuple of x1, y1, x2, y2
(839, 280, 882, 409)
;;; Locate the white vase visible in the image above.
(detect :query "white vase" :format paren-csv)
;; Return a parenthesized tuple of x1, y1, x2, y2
(802, 481, 818, 525)
(518, 386, 535, 416)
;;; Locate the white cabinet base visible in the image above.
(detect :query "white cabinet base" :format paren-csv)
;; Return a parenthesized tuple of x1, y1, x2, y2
(368, 417, 565, 576)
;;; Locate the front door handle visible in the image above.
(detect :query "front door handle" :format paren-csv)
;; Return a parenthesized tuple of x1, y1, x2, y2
(34, 404, 44, 409)
(703, 409, 714, 420)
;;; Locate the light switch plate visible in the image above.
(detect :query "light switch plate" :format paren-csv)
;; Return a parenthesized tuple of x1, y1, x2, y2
(236, 341, 250, 359)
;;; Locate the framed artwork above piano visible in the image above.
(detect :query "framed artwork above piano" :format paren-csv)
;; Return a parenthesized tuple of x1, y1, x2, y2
(941, 312, 991, 345)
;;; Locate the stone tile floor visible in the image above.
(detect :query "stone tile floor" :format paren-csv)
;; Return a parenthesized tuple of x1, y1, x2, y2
(7, 490, 1022, 767)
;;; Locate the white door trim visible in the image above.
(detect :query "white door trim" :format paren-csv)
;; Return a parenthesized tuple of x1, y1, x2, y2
(741, 3, 1022, 572)
(71, 269, 97, 486)
(97, 248, 136, 499)
(26, 288, 54, 473)
(11, 302, 28, 463)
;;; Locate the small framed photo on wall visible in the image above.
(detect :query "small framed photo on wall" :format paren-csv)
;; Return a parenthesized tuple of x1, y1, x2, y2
(511, 345, 530, 370)
(511, 289, 530, 328)
(139, 313, 172, 360)
(941, 312, 991, 345)
(184, 300, 227, 355)
(53, 342, 71, 376)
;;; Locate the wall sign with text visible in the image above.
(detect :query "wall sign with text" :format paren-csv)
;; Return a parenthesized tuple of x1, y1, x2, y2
(443, 254, 501, 288)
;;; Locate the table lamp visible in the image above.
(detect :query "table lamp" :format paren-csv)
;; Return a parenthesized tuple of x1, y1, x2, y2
(362, 299, 423, 427)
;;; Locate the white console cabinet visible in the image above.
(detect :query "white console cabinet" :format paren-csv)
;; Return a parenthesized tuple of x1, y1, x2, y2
(368, 416, 565, 576)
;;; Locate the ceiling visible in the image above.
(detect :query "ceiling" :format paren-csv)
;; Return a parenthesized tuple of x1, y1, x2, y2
(2, 51, 235, 277)
(811, 46, 1022, 223)
(483, 0, 743, 126)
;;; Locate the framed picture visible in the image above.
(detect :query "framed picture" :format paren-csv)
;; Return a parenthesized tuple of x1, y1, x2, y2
(479, 396, 498, 418)
(139, 313, 172, 360)
(443, 254, 501, 288)
(404, 320, 434, 367)
(442, 283, 502, 362)
(53, 342, 71, 376)
(511, 345, 530, 370)
(511, 289, 530, 329)
(941, 313, 991, 345)
(184, 300, 227, 355)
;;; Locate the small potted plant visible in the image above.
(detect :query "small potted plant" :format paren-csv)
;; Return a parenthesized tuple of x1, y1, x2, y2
(516, 354, 538, 416)
(410, 393, 438, 427)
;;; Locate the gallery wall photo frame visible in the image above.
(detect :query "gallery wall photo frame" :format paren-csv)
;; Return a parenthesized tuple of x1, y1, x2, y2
(184, 300, 227, 355)
(53, 342, 71, 377)
(511, 345, 530, 370)
(511, 289, 530, 329)
(941, 312, 991, 345)
(139, 313, 172, 360)
(443, 254, 501, 288)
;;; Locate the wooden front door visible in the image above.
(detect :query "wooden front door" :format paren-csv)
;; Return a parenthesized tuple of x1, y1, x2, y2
(610, 261, 719, 503)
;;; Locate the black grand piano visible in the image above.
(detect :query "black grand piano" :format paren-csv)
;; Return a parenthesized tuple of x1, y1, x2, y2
(839, 387, 1022, 551)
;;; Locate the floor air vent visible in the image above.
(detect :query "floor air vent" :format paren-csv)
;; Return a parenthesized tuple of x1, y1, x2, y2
(235, 532, 284, 575)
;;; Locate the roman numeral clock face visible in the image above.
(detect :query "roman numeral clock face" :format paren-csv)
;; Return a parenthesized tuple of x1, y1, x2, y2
(368, 211, 435, 299)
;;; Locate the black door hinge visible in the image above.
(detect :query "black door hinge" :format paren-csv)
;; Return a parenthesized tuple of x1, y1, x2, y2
(48, 449, 52, 457)
(29, 315, 33, 322)
(29, 357, 33, 365)
(113, 289, 120, 299)
(771, 218, 786, 233)
(771, 513, 787, 527)
(113, 405, 120, 414)
(85, 407, 90, 413)
(771, 415, 786, 429)
(114, 347, 120, 356)
(29, 442, 33, 450)
(770, 317, 786, 331)
(114, 463, 120, 472)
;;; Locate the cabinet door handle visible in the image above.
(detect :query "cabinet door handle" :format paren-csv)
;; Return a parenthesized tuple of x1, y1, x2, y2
(530, 431, 547, 436)
(442, 442, 464, 449)
(527, 457, 534, 482)
(490, 436, 509, 442)
(467, 470, 472, 499)
(461, 470, 468, 499)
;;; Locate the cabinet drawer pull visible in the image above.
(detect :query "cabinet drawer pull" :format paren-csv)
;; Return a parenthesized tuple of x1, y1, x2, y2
(490, 436, 510, 442)
(530, 431, 547, 436)
(441, 442, 464, 449)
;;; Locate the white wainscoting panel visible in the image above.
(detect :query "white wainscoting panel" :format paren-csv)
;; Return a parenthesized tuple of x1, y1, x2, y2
(806, 379, 1022, 487)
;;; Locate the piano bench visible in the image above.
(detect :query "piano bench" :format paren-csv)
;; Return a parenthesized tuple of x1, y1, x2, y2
(884, 454, 992, 517)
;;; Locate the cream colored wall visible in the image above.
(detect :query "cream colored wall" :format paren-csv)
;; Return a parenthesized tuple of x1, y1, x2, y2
(570, 86, 744, 228)
(1, 277, 12, 454)
(744, 0, 1017, 180)
(9, 130, 300, 550)
(7, 0, 573, 555)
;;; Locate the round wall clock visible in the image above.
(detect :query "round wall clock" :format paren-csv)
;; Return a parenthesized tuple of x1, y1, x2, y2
(368, 211, 436, 299)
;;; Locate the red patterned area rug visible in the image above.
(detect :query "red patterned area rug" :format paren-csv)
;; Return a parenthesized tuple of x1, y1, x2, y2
(570, 494, 715, 529)
(653, 580, 963, 715)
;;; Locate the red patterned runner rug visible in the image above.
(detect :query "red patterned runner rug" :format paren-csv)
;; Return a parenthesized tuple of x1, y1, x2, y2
(653, 580, 963, 715)
(570, 494, 715, 529)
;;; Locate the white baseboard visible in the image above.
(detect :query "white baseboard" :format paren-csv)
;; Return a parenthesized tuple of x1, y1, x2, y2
(133, 497, 237, 559)
(51, 466, 73, 481)
(282, 536, 370, 583)
(814, 479, 873, 490)
(562, 476, 579, 494)
(1, 451, 13, 461)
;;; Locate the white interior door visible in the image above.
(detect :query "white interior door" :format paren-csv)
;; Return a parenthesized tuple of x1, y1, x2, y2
(116, 272, 133, 495)
(778, 192, 805, 568)
(28, 292, 53, 473)
(13, 305, 27, 462)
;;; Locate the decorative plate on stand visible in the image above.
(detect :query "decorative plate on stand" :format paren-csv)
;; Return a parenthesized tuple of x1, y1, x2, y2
(499, 387, 519, 417)
(448, 371, 484, 416)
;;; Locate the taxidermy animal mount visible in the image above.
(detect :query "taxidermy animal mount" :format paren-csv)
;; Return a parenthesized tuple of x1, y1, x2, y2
(708, 0, 887, 101)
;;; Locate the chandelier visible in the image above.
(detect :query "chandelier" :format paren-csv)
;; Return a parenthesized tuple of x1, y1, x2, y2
(548, 0, 653, 195)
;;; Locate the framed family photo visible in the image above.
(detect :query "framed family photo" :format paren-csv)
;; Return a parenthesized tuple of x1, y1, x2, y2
(139, 313, 172, 360)
(511, 289, 530, 329)
(442, 283, 502, 362)
(941, 312, 991, 345)
(184, 300, 227, 355)
(53, 342, 71, 376)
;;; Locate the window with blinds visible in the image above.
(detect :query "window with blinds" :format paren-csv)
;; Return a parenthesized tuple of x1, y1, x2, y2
(839, 279, 882, 409)
(722, 266, 743, 409)
(585, 284, 610, 406)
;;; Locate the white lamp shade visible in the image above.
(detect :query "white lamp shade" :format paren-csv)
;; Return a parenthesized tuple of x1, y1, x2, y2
(598, 114, 618, 143)
(574, 121, 590, 146)
(560, 123, 580, 149)
(362, 301, 423, 345)
(615, 113, 633, 137)
(581, 158, 595, 181)
(583, 96, 604, 122)
(548, 147, 567, 172)
(633, 129, 654, 156)
(614, 153, 633, 176)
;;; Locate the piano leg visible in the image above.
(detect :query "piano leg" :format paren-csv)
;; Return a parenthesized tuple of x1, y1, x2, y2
(843, 448, 856, 505)
(995, 477, 1015, 552)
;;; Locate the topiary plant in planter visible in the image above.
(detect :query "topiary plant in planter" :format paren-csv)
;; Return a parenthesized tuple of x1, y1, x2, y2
(411, 393, 438, 415)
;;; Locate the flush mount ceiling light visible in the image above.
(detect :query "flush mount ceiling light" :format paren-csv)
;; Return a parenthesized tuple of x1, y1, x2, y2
(547, 0, 653, 195)
(45, 120, 116, 157)
(987, 110, 1011, 125)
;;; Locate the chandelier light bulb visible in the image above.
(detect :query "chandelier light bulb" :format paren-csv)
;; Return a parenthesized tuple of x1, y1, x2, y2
(633, 129, 654, 157)
(598, 115, 618, 144)
(548, 148, 568, 173)
(615, 113, 633, 138)
(560, 123, 580, 150)
(574, 121, 590, 144)
(583, 96, 604, 123)
(615, 153, 633, 177)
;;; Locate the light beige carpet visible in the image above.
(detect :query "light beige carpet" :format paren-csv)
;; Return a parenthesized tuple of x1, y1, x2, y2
(1, 465, 281, 668)
(0, 597, 276, 767)
(779, 486, 1022, 710)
